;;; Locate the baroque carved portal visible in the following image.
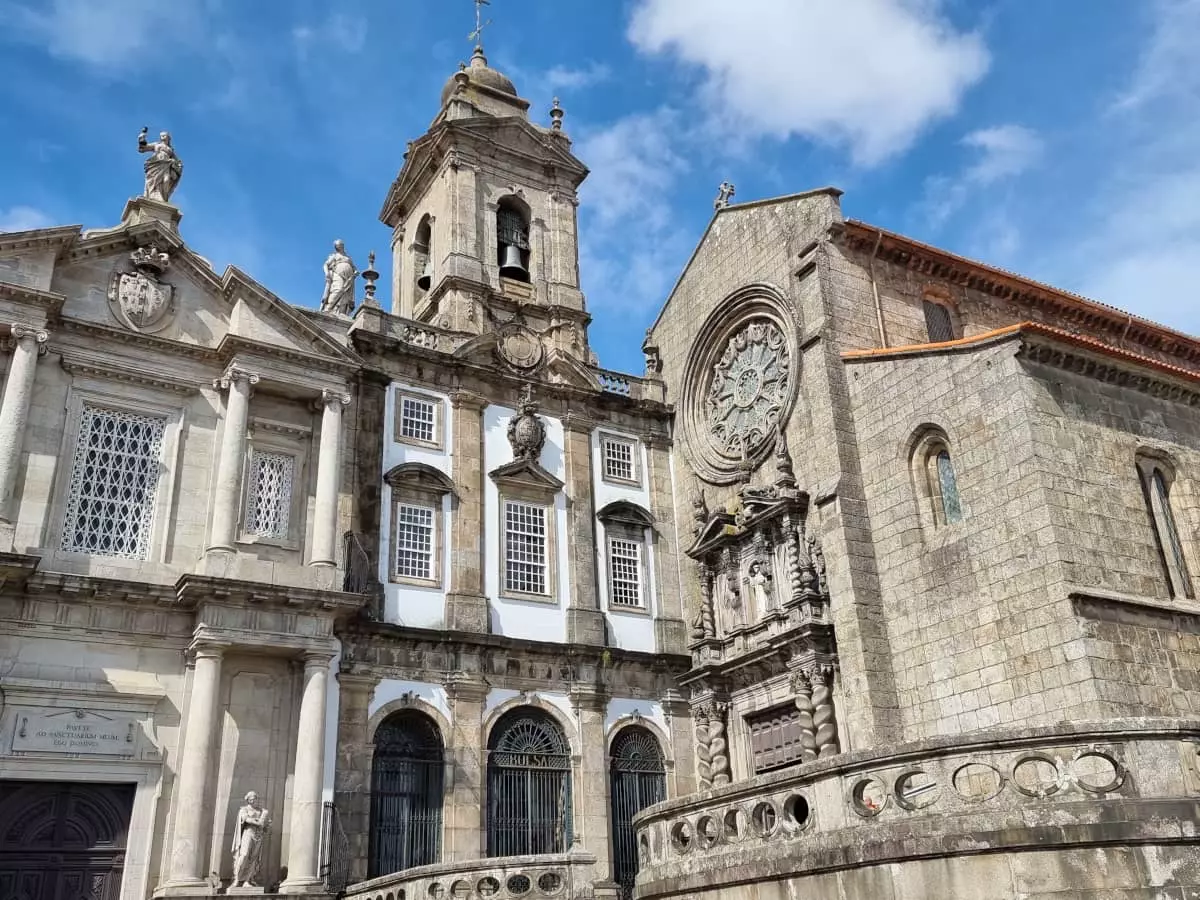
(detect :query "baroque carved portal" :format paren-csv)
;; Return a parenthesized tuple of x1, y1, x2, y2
(705, 319, 789, 457)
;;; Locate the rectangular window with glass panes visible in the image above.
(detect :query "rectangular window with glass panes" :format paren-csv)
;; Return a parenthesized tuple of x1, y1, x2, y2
(601, 433, 639, 485)
(503, 499, 548, 596)
(393, 503, 436, 581)
(396, 392, 440, 447)
(61, 406, 167, 560)
(607, 536, 644, 608)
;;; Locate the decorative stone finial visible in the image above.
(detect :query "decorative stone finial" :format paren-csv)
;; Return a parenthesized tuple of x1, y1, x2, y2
(774, 425, 797, 491)
(550, 97, 564, 132)
(361, 251, 380, 310)
(320, 239, 357, 316)
(507, 384, 547, 462)
(137, 126, 183, 205)
(714, 181, 736, 211)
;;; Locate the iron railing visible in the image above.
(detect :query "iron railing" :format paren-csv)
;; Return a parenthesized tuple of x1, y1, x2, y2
(369, 712, 444, 877)
(320, 801, 352, 894)
(343, 531, 375, 594)
(610, 728, 667, 900)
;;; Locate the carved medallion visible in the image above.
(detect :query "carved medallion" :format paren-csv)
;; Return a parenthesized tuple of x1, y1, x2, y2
(107, 245, 175, 333)
(704, 320, 789, 456)
(497, 323, 544, 371)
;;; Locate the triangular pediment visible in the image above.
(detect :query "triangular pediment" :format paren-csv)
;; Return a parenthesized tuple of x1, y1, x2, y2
(686, 512, 739, 558)
(488, 457, 564, 494)
(545, 350, 602, 391)
(446, 117, 588, 177)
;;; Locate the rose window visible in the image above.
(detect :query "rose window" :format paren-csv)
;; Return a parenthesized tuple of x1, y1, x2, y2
(705, 320, 789, 455)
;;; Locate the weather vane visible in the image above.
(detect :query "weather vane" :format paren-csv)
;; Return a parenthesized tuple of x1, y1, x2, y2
(469, 0, 492, 45)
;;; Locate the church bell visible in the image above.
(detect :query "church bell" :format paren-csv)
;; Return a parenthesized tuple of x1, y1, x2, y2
(499, 243, 529, 280)
(416, 258, 433, 291)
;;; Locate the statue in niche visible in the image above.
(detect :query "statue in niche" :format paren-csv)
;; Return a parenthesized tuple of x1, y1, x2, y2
(321, 239, 358, 315)
(138, 127, 184, 204)
(231, 791, 271, 887)
(744, 560, 773, 617)
(722, 576, 744, 629)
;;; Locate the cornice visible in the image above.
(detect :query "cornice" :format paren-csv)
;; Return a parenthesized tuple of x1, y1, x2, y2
(0, 280, 66, 317)
(58, 318, 214, 361)
(174, 573, 367, 615)
(59, 350, 200, 395)
(217, 334, 361, 377)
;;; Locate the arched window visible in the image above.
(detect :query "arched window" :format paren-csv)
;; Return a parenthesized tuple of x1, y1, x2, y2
(486, 708, 572, 857)
(414, 215, 433, 293)
(912, 429, 964, 528)
(496, 198, 531, 283)
(369, 710, 444, 877)
(1138, 458, 1193, 599)
(922, 299, 957, 343)
(609, 727, 666, 900)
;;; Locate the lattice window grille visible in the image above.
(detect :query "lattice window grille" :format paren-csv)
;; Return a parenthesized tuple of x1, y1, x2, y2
(609, 538, 643, 607)
(923, 300, 956, 343)
(400, 396, 437, 444)
(603, 438, 636, 482)
(504, 500, 547, 595)
(244, 450, 294, 539)
(395, 504, 435, 580)
(61, 406, 167, 559)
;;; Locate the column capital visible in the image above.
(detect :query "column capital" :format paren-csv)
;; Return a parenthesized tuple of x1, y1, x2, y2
(301, 650, 336, 669)
(643, 431, 672, 451)
(186, 639, 230, 663)
(214, 365, 259, 392)
(444, 673, 489, 703)
(8, 324, 49, 354)
(567, 683, 608, 712)
(318, 389, 352, 411)
(449, 389, 486, 411)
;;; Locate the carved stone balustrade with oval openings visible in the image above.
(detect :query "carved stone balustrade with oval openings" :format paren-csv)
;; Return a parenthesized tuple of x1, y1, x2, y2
(341, 853, 599, 900)
(632, 720, 1200, 900)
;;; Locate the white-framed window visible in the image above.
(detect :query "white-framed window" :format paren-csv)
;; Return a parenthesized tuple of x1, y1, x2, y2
(60, 406, 167, 560)
(395, 390, 443, 448)
(504, 499, 548, 596)
(601, 434, 639, 485)
(244, 450, 295, 540)
(608, 536, 644, 607)
(394, 503, 436, 581)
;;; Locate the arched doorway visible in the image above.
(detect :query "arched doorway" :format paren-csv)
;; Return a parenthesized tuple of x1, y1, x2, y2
(486, 707, 573, 857)
(0, 781, 135, 900)
(369, 710, 444, 877)
(609, 726, 666, 900)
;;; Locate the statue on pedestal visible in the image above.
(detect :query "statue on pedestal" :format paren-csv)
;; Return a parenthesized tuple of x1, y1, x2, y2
(320, 239, 358, 315)
(231, 791, 270, 887)
(137, 127, 183, 204)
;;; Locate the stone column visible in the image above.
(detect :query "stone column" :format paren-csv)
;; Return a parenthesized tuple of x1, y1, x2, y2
(644, 435, 686, 653)
(334, 672, 378, 885)
(662, 691, 696, 798)
(563, 414, 604, 645)
(281, 651, 333, 893)
(310, 390, 351, 568)
(444, 674, 488, 861)
(0, 324, 47, 523)
(159, 642, 225, 894)
(446, 391, 489, 632)
(207, 367, 258, 554)
(569, 685, 610, 877)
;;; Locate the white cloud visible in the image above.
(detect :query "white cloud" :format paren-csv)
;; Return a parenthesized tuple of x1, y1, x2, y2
(627, 0, 989, 165)
(293, 13, 367, 59)
(543, 62, 612, 93)
(0, 206, 53, 233)
(576, 111, 696, 331)
(961, 125, 1043, 184)
(2, 0, 205, 70)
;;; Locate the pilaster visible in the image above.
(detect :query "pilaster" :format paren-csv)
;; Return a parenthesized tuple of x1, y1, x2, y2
(563, 414, 604, 645)
(644, 435, 686, 653)
(569, 684, 610, 878)
(334, 671, 378, 885)
(444, 674, 489, 861)
(447, 390, 489, 632)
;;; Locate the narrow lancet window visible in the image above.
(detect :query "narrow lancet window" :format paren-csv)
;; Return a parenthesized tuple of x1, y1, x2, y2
(1140, 461, 1193, 599)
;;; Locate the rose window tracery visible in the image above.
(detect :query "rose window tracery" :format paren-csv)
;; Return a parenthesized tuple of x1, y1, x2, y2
(705, 320, 790, 455)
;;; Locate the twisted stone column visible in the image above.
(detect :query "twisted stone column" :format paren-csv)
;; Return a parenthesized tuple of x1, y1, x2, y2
(791, 670, 819, 763)
(693, 707, 713, 790)
(691, 562, 715, 641)
(813, 666, 841, 757)
(707, 703, 731, 787)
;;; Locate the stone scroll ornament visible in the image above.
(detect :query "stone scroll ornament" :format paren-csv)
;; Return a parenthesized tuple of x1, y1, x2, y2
(705, 320, 790, 457)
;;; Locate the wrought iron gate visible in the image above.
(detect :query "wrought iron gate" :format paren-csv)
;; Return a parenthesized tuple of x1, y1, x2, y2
(609, 727, 666, 900)
(487, 709, 573, 857)
(369, 711, 444, 878)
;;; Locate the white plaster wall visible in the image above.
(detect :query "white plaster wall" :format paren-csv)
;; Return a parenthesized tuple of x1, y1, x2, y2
(605, 698, 669, 746)
(592, 430, 657, 652)
(369, 679, 452, 725)
(379, 383, 454, 629)
(483, 405, 569, 642)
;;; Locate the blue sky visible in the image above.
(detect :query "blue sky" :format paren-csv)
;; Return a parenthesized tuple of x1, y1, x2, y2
(1, 0, 1197, 375)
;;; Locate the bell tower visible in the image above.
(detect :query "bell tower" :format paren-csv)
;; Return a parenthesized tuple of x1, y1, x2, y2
(379, 15, 591, 360)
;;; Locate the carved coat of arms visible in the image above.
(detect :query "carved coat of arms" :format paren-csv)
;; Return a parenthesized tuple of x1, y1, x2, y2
(108, 245, 175, 333)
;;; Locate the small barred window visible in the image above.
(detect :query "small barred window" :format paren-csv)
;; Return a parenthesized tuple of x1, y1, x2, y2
(504, 500, 547, 595)
(608, 538, 643, 607)
(400, 396, 437, 444)
(61, 407, 167, 559)
(244, 450, 294, 539)
(922, 300, 956, 343)
(603, 437, 636, 483)
(394, 504, 435, 580)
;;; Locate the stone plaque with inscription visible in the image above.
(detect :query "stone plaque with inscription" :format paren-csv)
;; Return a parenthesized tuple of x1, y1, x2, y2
(12, 708, 138, 756)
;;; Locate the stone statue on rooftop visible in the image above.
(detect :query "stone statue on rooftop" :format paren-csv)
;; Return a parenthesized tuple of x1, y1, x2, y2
(138, 127, 183, 204)
(320, 239, 358, 315)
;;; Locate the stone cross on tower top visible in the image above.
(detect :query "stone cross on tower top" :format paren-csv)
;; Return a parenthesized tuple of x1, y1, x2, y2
(468, 0, 492, 46)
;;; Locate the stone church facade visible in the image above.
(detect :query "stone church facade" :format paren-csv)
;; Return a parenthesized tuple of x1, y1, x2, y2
(1, 38, 1199, 900)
